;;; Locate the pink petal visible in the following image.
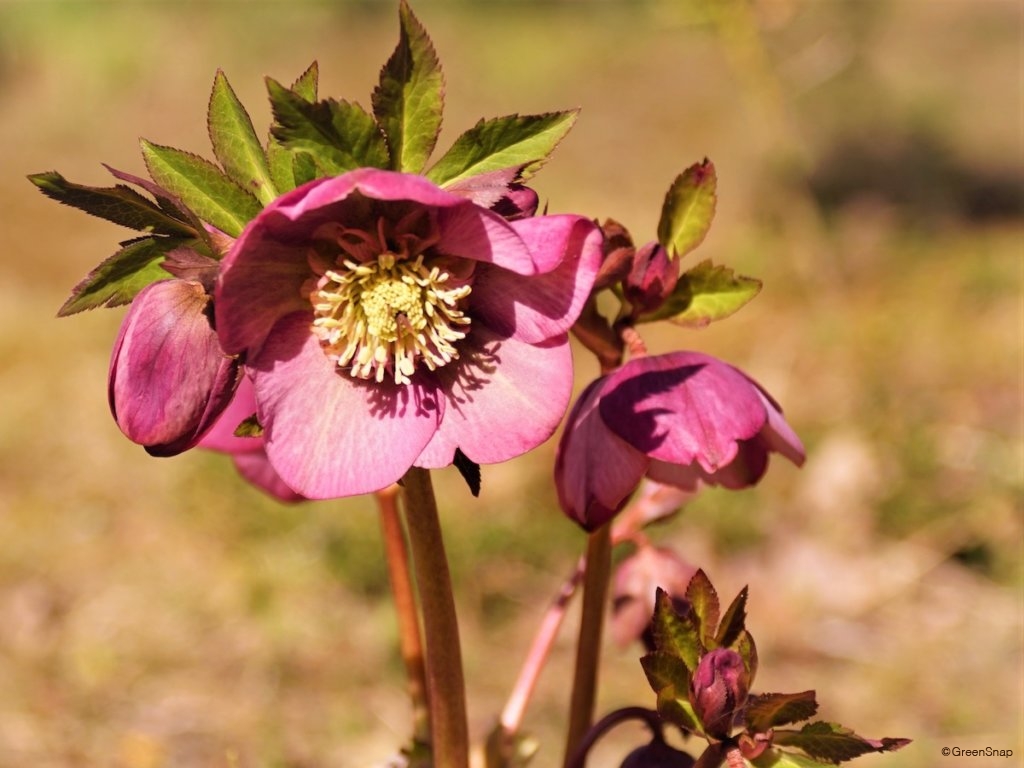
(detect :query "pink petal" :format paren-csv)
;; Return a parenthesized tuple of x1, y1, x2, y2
(599, 352, 767, 474)
(553, 378, 650, 531)
(109, 280, 239, 456)
(214, 228, 316, 356)
(415, 326, 575, 467)
(198, 374, 262, 454)
(282, 169, 538, 274)
(753, 387, 806, 467)
(232, 450, 305, 502)
(470, 216, 603, 343)
(249, 312, 442, 499)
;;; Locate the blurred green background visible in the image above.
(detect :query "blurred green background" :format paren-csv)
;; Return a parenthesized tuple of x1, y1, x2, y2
(0, 1, 1020, 766)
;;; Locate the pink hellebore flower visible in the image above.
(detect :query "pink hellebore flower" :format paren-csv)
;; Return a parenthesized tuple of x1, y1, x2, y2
(215, 169, 602, 499)
(109, 276, 239, 456)
(555, 351, 805, 530)
(198, 376, 305, 503)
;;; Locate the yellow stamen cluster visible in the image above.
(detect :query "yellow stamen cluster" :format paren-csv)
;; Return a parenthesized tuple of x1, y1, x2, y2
(311, 252, 471, 385)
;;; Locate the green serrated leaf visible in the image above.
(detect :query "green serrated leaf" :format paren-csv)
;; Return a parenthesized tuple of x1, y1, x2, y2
(372, 0, 444, 173)
(732, 628, 759, 687)
(266, 140, 297, 194)
(716, 585, 748, 648)
(745, 691, 819, 733)
(655, 685, 702, 734)
(291, 60, 319, 102)
(752, 748, 834, 768)
(657, 158, 717, 259)
(141, 140, 261, 238)
(208, 70, 277, 205)
(28, 171, 197, 237)
(57, 236, 185, 316)
(427, 111, 578, 188)
(268, 78, 389, 175)
(266, 63, 320, 194)
(685, 569, 721, 647)
(641, 259, 762, 327)
(652, 587, 702, 670)
(640, 651, 691, 694)
(772, 722, 908, 764)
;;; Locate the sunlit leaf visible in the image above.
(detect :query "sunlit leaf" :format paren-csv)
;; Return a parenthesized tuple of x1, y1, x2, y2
(716, 585, 748, 648)
(655, 685, 702, 733)
(267, 63, 319, 193)
(657, 158, 717, 259)
(640, 651, 690, 693)
(427, 111, 577, 188)
(57, 236, 185, 316)
(773, 722, 911, 764)
(745, 691, 819, 732)
(28, 171, 197, 237)
(291, 60, 319, 102)
(685, 569, 720, 647)
(652, 587, 702, 670)
(752, 748, 834, 768)
(372, 0, 444, 173)
(641, 260, 761, 327)
(268, 78, 389, 175)
(141, 140, 261, 237)
(208, 69, 276, 205)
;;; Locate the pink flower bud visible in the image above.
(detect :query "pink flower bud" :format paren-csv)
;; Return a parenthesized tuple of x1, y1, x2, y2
(689, 648, 749, 740)
(624, 241, 677, 315)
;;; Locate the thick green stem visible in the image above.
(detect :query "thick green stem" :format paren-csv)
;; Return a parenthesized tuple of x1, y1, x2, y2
(401, 467, 469, 768)
(376, 485, 430, 745)
(562, 523, 613, 767)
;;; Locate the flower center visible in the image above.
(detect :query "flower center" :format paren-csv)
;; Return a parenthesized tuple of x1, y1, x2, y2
(310, 252, 471, 385)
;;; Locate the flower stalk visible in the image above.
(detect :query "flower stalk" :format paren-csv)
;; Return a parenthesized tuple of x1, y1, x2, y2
(376, 485, 430, 746)
(401, 467, 469, 768)
(562, 522, 613, 767)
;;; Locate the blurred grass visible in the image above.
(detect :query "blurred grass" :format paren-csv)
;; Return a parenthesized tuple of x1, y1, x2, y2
(0, 1, 1021, 766)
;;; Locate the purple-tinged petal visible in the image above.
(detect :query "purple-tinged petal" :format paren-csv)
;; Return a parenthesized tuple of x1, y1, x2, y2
(415, 326, 575, 467)
(215, 228, 318, 356)
(109, 280, 239, 456)
(198, 374, 262, 455)
(470, 216, 603, 343)
(554, 378, 650, 531)
(599, 352, 766, 474)
(442, 166, 523, 209)
(249, 312, 442, 499)
(232, 450, 305, 502)
(752, 386, 806, 467)
(611, 545, 696, 649)
(492, 183, 539, 221)
(292, 169, 538, 274)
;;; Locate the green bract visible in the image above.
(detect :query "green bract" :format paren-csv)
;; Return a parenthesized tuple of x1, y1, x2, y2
(37, 2, 582, 325)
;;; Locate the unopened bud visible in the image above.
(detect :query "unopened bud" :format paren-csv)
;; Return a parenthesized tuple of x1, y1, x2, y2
(624, 241, 677, 315)
(689, 648, 749, 739)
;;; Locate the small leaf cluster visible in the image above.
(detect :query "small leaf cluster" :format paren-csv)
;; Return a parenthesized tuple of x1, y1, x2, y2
(597, 160, 761, 329)
(33, 0, 577, 319)
(641, 570, 910, 767)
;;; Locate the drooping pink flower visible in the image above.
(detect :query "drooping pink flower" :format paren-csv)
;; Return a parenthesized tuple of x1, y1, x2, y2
(554, 351, 805, 530)
(108, 276, 239, 456)
(198, 375, 304, 502)
(215, 168, 602, 499)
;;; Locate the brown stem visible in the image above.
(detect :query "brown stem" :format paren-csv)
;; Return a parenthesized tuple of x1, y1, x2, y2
(401, 467, 469, 768)
(376, 485, 430, 745)
(562, 523, 613, 767)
